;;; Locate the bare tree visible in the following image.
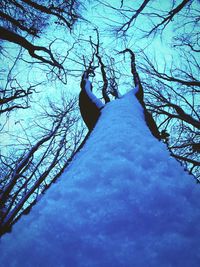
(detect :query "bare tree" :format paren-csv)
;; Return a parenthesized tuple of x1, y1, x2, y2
(0, 48, 37, 117)
(0, 94, 85, 236)
(0, 0, 87, 236)
(0, 0, 85, 70)
(139, 50, 200, 178)
(0, 1, 81, 36)
(97, 0, 194, 37)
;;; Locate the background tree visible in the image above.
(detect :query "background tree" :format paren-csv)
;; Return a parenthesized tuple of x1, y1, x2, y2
(0, 0, 86, 235)
(0, 0, 81, 64)
(0, 94, 85, 235)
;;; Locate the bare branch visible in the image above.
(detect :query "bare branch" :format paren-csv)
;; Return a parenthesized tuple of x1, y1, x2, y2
(0, 10, 38, 36)
(92, 29, 110, 103)
(119, 48, 144, 104)
(147, 0, 191, 36)
(118, 0, 150, 33)
(0, 27, 62, 68)
(21, 0, 72, 29)
(119, 48, 161, 140)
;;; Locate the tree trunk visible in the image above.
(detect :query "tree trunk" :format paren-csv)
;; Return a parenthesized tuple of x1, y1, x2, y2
(0, 91, 200, 267)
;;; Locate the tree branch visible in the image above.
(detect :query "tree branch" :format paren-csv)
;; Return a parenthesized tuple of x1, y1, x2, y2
(118, 0, 150, 33)
(119, 48, 161, 140)
(170, 152, 200, 166)
(148, 0, 191, 36)
(0, 10, 38, 36)
(0, 27, 62, 68)
(93, 29, 110, 103)
(119, 48, 144, 104)
(21, 0, 72, 29)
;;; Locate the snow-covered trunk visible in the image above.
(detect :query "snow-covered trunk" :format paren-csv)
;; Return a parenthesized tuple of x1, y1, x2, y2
(0, 91, 200, 267)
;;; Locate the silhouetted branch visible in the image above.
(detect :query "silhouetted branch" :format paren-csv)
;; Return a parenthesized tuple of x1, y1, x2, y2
(170, 152, 200, 166)
(21, 0, 73, 29)
(140, 53, 200, 87)
(0, 10, 38, 36)
(93, 29, 110, 103)
(119, 48, 161, 140)
(119, 48, 144, 104)
(0, 27, 62, 67)
(118, 0, 150, 33)
(147, 0, 191, 36)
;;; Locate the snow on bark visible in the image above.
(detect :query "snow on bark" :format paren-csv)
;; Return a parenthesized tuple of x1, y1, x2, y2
(79, 73, 104, 130)
(82, 73, 104, 109)
(0, 90, 200, 267)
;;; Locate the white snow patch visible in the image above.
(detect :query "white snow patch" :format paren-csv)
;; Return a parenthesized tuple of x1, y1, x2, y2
(84, 75, 104, 109)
